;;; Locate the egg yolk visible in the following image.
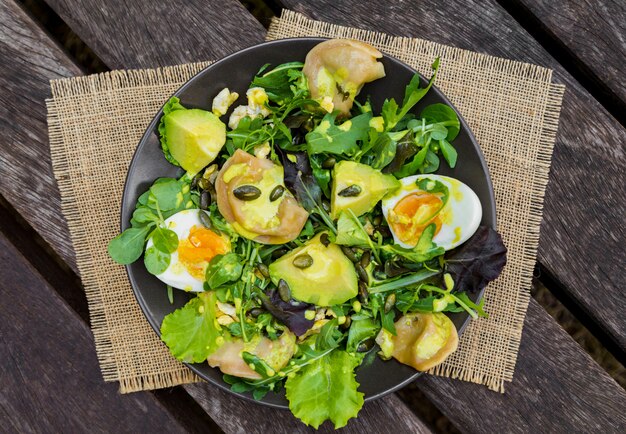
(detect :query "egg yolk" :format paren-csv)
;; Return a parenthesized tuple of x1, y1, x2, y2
(388, 193, 442, 246)
(177, 226, 229, 279)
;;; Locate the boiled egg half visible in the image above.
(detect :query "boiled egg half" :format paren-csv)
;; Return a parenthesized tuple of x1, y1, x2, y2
(381, 175, 481, 251)
(145, 209, 230, 292)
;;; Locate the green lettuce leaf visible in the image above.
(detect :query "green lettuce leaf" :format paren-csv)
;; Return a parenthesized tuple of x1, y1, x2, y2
(306, 112, 371, 156)
(158, 97, 185, 167)
(285, 350, 364, 429)
(160, 291, 225, 363)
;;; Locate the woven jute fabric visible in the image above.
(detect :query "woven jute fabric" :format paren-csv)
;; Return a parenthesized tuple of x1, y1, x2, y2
(46, 10, 564, 394)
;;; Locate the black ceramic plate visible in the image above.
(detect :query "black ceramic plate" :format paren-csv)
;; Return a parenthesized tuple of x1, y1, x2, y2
(121, 38, 495, 408)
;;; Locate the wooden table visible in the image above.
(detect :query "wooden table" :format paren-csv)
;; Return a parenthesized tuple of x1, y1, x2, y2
(1, 0, 625, 432)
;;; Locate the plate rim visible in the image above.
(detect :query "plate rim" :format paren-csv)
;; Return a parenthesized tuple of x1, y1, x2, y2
(120, 37, 496, 409)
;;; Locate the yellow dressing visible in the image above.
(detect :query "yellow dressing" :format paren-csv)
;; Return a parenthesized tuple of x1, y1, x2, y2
(223, 163, 248, 183)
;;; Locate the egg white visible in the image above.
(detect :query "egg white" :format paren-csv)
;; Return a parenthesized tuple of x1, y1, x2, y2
(145, 209, 222, 292)
(381, 175, 482, 251)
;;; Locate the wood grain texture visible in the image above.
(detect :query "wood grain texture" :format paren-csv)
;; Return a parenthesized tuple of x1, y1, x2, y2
(278, 0, 626, 352)
(186, 384, 432, 433)
(417, 299, 626, 432)
(42, 0, 267, 69)
(515, 0, 626, 105)
(0, 232, 186, 434)
(0, 0, 81, 270)
(2, 1, 431, 432)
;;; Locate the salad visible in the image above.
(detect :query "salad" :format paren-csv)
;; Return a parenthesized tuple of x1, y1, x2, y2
(109, 39, 507, 428)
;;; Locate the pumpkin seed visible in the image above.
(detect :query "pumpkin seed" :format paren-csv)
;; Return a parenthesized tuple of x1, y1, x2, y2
(200, 190, 211, 209)
(292, 253, 313, 269)
(199, 211, 214, 231)
(338, 184, 362, 197)
(339, 316, 352, 329)
(372, 215, 382, 226)
(360, 251, 371, 268)
(321, 157, 336, 169)
(356, 263, 369, 284)
(203, 164, 218, 179)
(278, 279, 291, 302)
(357, 338, 375, 353)
(341, 246, 358, 262)
(198, 177, 211, 191)
(384, 293, 396, 313)
(257, 263, 270, 278)
(319, 233, 330, 247)
(269, 185, 285, 202)
(358, 281, 369, 305)
(249, 308, 264, 318)
(233, 185, 261, 200)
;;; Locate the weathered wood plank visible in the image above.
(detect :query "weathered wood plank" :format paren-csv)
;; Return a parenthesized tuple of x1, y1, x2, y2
(1, 1, 433, 431)
(515, 0, 626, 108)
(0, 0, 81, 270)
(278, 0, 626, 354)
(186, 383, 432, 433)
(42, 0, 267, 69)
(0, 232, 186, 433)
(417, 299, 626, 432)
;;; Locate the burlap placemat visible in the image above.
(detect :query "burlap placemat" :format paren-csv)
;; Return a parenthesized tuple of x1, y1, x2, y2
(46, 10, 564, 394)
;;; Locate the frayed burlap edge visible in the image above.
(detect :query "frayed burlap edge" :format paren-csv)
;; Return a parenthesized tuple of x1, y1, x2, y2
(46, 64, 212, 392)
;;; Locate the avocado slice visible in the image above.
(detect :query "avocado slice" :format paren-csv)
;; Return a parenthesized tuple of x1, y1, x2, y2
(268, 233, 358, 306)
(331, 161, 400, 219)
(163, 108, 226, 174)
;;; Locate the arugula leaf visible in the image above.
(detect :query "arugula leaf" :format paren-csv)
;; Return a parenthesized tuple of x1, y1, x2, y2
(444, 226, 507, 294)
(381, 59, 440, 131)
(306, 112, 372, 156)
(251, 62, 306, 103)
(315, 318, 342, 350)
(108, 226, 151, 264)
(285, 350, 364, 429)
(335, 212, 371, 248)
(160, 291, 224, 363)
(205, 253, 243, 289)
(346, 318, 380, 352)
(158, 97, 185, 166)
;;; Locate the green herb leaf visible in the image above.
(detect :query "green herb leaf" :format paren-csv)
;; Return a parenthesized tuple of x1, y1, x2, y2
(131, 206, 159, 227)
(144, 245, 170, 275)
(205, 253, 243, 289)
(420, 103, 460, 141)
(151, 226, 179, 253)
(315, 318, 342, 351)
(160, 291, 224, 363)
(107, 226, 151, 265)
(335, 212, 371, 248)
(285, 350, 364, 429)
(439, 139, 458, 168)
(251, 62, 306, 103)
(149, 179, 184, 211)
(306, 112, 372, 156)
(346, 318, 380, 352)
